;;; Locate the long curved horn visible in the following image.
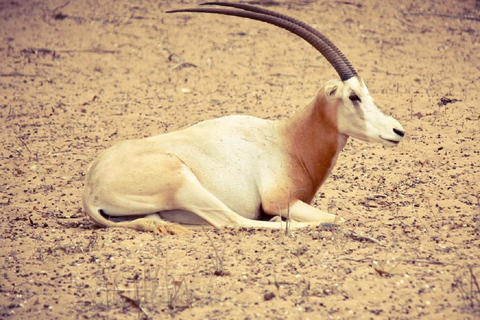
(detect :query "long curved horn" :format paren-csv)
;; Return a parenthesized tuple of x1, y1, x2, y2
(200, 2, 357, 77)
(167, 3, 357, 81)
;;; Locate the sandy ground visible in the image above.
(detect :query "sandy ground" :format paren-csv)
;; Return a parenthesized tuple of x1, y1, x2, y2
(1, 0, 479, 319)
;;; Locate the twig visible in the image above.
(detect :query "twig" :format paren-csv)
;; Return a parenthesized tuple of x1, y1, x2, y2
(406, 11, 480, 22)
(244, 0, 319, 6)
(393, 12, 417, 29)
(63, 48, 120, 54)
(52, 0, 71, 14)
(285, 192, 292, 235)
(244, 1, 282, 6)
(284, 188, 306, 235)
(17, 136, 33, 154)
(21, 47, 120, 55)
(203, 229, 227, 276)
(322, 256, 457, 268)
(322, 256, 374, 263)
(171, 62, 197, 71)
(163, 48, 183, 62)
(21, 47, 55, 55)
(17, 136, 39, 161)
(118, 293, 150, 319)
(403, 259, 457, 266)
(342, 228, 383, 246)
(163, 48, 197, 70)
(334, 1, 363, 8)
(0, 72, 36, 77)
(468, 266, 480, 306)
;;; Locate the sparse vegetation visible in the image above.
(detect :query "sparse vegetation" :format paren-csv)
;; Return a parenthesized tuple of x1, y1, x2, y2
(204, 230, 229, 276)
(453, 266, 480, 315)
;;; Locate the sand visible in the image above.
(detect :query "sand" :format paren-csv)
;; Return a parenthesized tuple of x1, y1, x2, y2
(1, 0, 479, 319)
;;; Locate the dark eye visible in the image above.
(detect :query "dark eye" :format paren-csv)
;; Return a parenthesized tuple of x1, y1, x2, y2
(349, 94, 361, 102)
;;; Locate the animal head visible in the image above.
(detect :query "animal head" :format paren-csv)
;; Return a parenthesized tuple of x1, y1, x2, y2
(168, 2, 405, 147)
(325, 77, 405, 147)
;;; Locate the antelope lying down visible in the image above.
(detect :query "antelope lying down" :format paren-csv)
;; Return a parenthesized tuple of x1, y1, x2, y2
(82, 2, 405, 235)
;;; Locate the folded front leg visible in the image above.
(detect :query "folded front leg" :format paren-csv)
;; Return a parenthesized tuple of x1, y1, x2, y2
(262, 197, 344, 224)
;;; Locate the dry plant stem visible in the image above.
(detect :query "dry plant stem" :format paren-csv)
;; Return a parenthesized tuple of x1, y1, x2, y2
(342, 228, 383, 246)
(163, 48, 183, 62)
(322, 256, 374, 264)
(468, 266, 480, 307)
(171, 62, 198, 71)
(0, 72, 36, 77)
(406, 11, 480, 22)
(150, 265, 162, 309)
(52, 0, 71, 14)
(454, 266, 480, 311)
(285, 188, 306, 236)
(17, 136, 39, 161)
(167, 275, 182, 310)
(323, 257, 454, 267)
(163, 47, 197, 70)
(22, 47, 120, 54)
(403, 259, 457, 266)
(204, 229, 226, 276)
(118, 293, 150, 319)
(17, 136, 33, 154)
(285, 193, 292, 235)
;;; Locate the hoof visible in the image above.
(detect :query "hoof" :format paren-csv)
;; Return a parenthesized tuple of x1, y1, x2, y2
(334, 215, 345, 224)
(153, 223, 192, 235)
(269, 216, 283, 223)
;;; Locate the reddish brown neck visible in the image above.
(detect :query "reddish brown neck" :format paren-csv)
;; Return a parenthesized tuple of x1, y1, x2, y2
(280, 92, 347, 203)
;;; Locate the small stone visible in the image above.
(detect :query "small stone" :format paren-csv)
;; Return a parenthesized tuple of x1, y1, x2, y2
(264, 291, 275, 301)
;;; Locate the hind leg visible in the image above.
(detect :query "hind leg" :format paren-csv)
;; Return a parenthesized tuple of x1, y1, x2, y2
(83, 152, 199, 235)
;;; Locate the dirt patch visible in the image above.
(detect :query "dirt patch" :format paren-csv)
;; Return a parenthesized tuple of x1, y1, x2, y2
(1, 0, 479, 319)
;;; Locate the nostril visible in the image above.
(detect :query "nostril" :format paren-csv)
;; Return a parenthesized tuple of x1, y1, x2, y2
(393, 128, 405, 137)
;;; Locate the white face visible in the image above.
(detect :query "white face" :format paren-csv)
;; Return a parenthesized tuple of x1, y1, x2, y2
(326, 77, 405, 147)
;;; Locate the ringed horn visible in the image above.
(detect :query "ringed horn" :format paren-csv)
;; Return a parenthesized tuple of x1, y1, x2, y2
(168, 2, 357, 81)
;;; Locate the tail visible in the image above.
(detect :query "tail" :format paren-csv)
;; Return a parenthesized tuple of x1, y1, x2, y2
(82, 193, 190, 235)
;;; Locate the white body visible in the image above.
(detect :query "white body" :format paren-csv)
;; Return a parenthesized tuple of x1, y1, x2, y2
(83, 77, 405, 234)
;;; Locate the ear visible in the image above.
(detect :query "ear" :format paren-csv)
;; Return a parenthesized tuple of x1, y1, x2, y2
(325, 84, 338, 98)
